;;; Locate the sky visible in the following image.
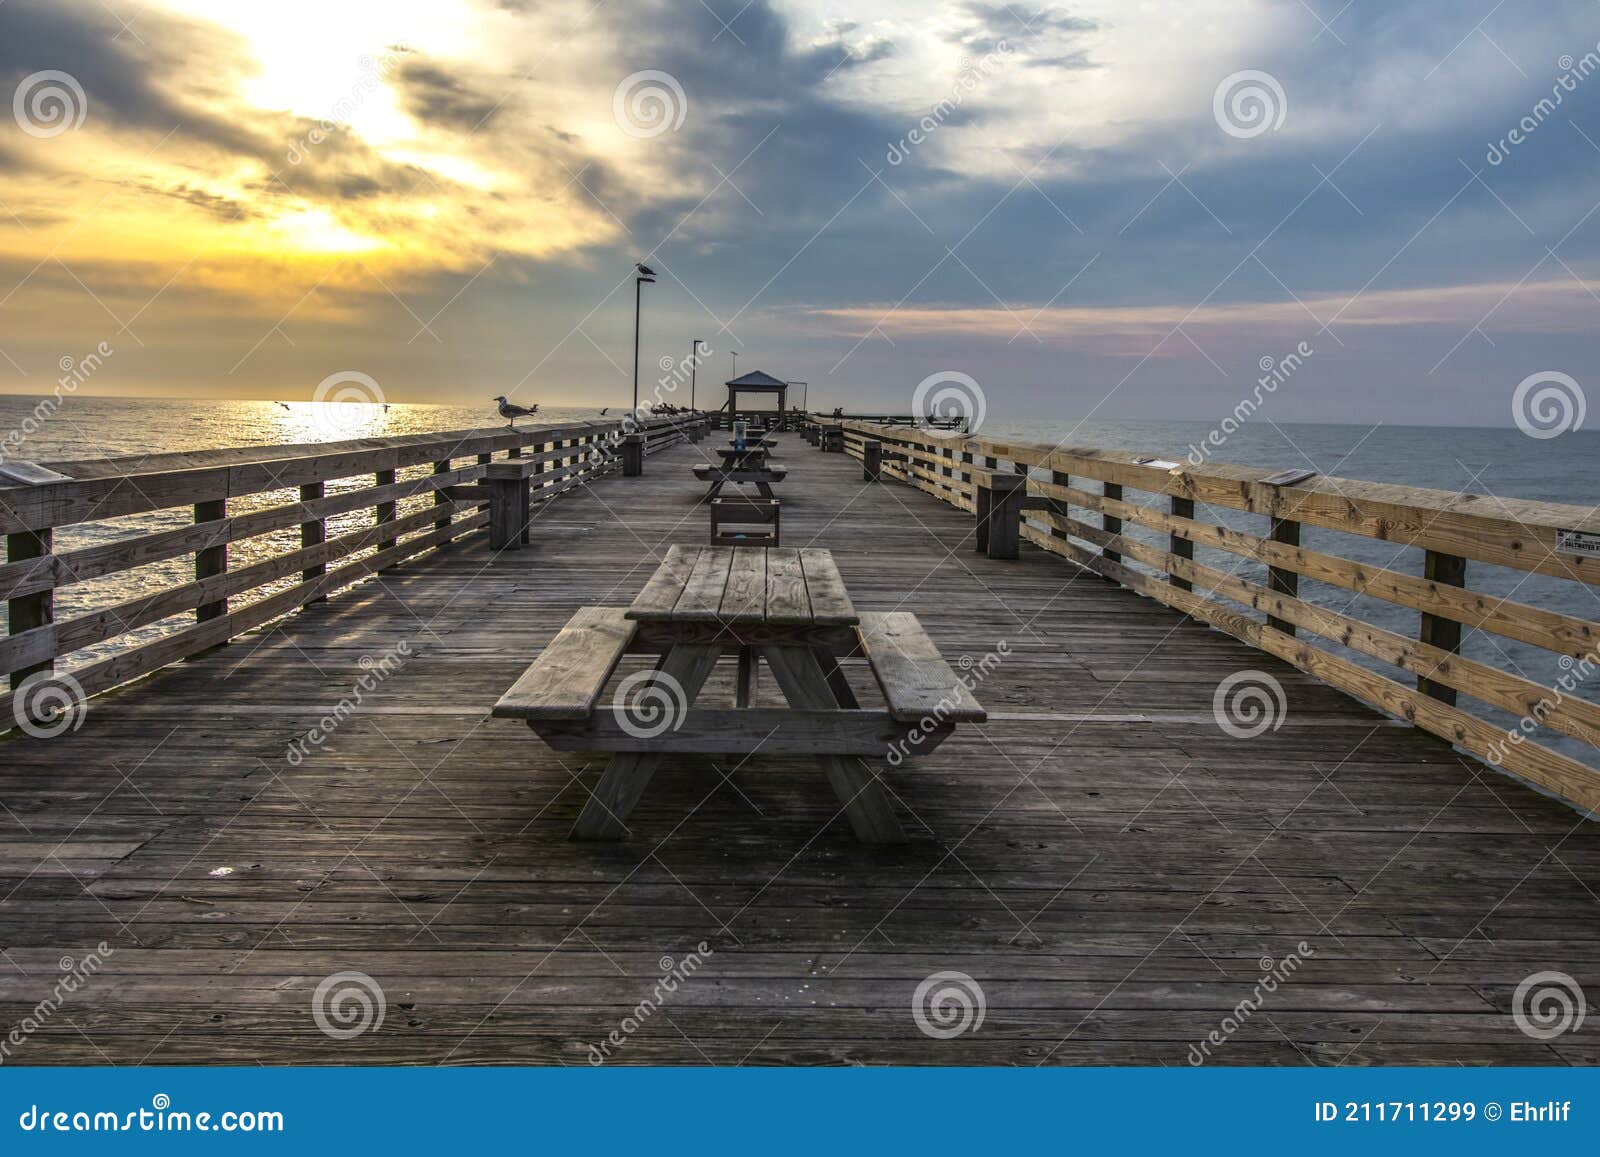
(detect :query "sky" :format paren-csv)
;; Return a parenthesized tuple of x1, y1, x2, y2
(1, 0, 1599, 427)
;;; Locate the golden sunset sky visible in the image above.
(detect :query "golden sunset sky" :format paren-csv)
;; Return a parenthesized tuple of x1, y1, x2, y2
(2, 0, 1598, 424)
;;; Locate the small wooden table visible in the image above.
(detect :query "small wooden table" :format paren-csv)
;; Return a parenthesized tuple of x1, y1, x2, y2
(492, 546, 986, 843)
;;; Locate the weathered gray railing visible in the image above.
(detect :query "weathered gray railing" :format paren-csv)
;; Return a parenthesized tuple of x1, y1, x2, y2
(1, 414, 702, 727)
(842, 421, 1600, 816)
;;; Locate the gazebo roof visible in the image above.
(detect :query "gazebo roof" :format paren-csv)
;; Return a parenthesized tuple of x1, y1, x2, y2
(725, 370, 788, 390)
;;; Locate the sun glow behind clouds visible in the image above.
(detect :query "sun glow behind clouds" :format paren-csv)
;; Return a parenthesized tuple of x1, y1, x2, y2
(156, 0, 473, 136)
(0, 0, 624, 311)
(262, 208, 386, 254)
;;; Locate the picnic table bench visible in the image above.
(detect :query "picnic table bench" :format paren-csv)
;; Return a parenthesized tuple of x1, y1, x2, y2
(491, 546, 985, 843)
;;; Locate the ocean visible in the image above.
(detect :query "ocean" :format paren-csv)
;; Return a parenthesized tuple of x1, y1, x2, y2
(2, 395, 1597, 767)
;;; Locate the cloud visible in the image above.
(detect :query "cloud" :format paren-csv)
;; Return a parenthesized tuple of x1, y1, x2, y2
(394, 58, 505, 131)
(945, 2, 1097, 54)
(805, 277, 1600, 347)
(1, 0, 1597, 425)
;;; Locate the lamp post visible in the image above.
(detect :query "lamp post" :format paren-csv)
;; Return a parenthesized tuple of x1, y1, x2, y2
(632, 262, 656, 418)
(690, 339, 704, 411)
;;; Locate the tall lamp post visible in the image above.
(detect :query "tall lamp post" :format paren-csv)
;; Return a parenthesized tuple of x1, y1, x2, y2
(690, 338, 704, 411)
(632, 262, 656, 418)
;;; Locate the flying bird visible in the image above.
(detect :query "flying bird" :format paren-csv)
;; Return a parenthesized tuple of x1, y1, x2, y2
(599, 407, 609, 416)
(275, 401, 290, 410)
(493, 395, 538, 428)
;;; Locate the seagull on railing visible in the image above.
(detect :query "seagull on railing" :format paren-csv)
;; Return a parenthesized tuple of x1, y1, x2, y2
(493, 395, 538, 428)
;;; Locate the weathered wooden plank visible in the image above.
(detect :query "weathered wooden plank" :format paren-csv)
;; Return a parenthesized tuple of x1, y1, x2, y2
(0, 422, 627, 533)
(763, 550, 811, 624)
(857, 611, 987, 724)
(491, 607, 636, 721)
(799, 548, 857, 624)
(626, 545, 697, 619)
(672, 547, 736, 620)
(719, 548, 767, 621)
(533, 707, 936, 754)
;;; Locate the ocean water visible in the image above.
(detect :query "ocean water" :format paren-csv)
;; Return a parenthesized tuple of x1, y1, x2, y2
(2, 396, 1597, 769)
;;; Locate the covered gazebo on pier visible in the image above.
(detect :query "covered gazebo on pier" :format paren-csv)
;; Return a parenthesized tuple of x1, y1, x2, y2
(723, 369, 791, 429)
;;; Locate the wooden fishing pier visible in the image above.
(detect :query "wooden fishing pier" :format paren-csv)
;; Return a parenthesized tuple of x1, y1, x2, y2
(2, 413, 1598, 1065)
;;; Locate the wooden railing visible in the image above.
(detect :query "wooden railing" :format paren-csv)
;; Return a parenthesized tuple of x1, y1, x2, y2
(1, 414, 701, 726)
(842, 421, 1600, 815)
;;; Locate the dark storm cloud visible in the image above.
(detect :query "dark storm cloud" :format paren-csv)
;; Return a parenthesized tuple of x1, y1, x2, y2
(0, 0, 270, 159)
(799, 20, 896, 73)
(584, 0, 1600, 317)
(395, 59, 506, 131)
(128, 181, 265, 222)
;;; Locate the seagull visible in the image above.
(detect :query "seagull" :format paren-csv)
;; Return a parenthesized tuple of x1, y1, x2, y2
(493, 395, 538, 428)
(599, 407, 609, 416)
(275, 401, 290, 410)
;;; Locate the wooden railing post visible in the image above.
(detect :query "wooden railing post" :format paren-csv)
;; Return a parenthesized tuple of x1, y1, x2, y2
(1169, 496, 1194, 591)
(433, 459, 451, 531)
(375, 468, 397, 567)
(1050, 470, 1071, 546)
(1419, 549, 1468, 704)
(1102, 482, 1123, 564)
(6, 528, 53, 687)
(863, 440, 883, 481)
(300, 482, 327, 603)
(1266, 516, 1300, 634)
(529, 439, 545, 544)
(975, 470, 1025, 559)
(622, 433, 645, 476)
(194, 499, 228, 626)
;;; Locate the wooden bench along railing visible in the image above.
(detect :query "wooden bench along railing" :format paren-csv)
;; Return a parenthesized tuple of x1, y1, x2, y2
(842, 421, 1600, 815)
(1, 414, 703, 727)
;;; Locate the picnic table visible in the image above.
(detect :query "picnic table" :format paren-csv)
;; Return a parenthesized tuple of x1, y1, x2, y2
(715, 444, 770, 466)
(491, 546, 986, 843)
(693, 447, 787, 499)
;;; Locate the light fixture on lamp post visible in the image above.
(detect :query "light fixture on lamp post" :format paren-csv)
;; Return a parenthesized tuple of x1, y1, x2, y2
(690, 339, 704, 411)
(632, 262, 656, 418)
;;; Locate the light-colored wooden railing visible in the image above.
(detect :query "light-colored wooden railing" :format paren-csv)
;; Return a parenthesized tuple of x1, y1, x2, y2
(1, 414, 701, 726)
(842, 421, 1600, 815)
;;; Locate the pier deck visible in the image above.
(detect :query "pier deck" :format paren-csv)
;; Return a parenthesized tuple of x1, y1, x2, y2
(3, 435, 1599, 1065)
